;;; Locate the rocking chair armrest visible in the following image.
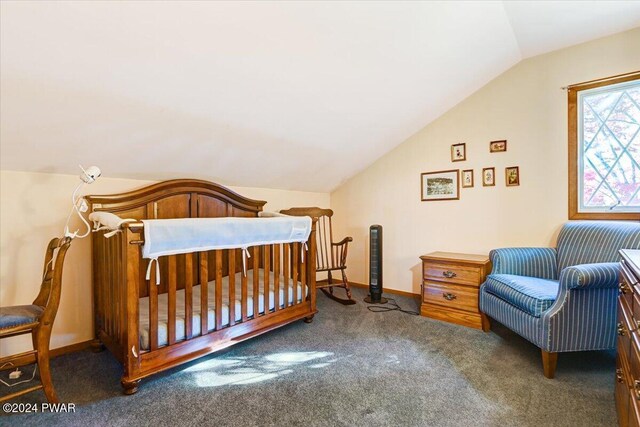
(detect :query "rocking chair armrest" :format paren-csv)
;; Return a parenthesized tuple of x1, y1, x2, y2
(332, 237, 353, 247)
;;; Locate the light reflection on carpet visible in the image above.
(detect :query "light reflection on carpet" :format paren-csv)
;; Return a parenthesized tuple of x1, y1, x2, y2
(185, 351, 335, 387)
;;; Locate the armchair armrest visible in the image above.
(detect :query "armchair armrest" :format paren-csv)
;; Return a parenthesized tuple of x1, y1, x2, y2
(332, 237, 353, 246)
(559, 262, 620, 290)
(490, 247, 557, 280)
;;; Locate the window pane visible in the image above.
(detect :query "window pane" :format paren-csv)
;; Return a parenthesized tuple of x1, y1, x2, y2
(580, 81, 640, 212)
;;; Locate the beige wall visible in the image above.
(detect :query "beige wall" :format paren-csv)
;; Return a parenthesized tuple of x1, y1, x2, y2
(0, 170, 329, 356)
(330, 28, 640, 295)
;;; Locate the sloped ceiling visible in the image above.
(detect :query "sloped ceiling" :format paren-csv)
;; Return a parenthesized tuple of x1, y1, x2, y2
(1, 1, 639, 192)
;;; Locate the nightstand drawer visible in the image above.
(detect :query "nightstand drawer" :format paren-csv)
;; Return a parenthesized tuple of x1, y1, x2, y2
(423, 282, 478, 312)
(423, 262, 482, 286)
(420, 252, 491, 330)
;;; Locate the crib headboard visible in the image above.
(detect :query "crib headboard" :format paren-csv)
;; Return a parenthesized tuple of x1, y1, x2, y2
(87, 179, 268, 298)
(86, 179, 267, 220)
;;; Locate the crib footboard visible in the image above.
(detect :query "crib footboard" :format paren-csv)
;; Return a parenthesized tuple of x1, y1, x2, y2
(93, 220, 317, 394)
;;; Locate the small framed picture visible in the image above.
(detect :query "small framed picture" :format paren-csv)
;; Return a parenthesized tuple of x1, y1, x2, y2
(505, 166, 520, 186)
(490, 140, 507, 153)
(421, 169, 460, 201)
(482, 167, 495, 187)
(451, 143, 466, 162)
(461, 169, 474, 188)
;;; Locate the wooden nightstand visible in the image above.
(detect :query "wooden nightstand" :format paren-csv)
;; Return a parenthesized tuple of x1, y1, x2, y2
(419, 252, 491, 329)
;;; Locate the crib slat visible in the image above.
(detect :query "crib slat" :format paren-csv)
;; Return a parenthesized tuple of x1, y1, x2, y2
(241, 258, 248, 322)
(301, 242, 306, 303)
(274, 244, 280, 312)
(228, 250, 236, 326)
(200, 252, 208, 335)
(283, 244, 290, 308)
(118, 234, 126, 345)
(185, 253, 193, 339)
(253, 246, 259, 318)
(215, 250, 223, 330)
(292, 243, 299, 305)
(149, 263, 158, 350)
(168, 256, 177, 345)
(108, 237, 115, 336)
(98, 235, 105, 338)
(264, 245, 271, 313)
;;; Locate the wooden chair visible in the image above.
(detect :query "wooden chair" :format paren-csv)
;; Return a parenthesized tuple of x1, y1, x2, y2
(280, 207, 353, 301)
(0, 237, 72, 403)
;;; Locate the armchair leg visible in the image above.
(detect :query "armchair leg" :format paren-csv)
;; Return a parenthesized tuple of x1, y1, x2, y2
(480, 313, 491, 332)
(541, 350, 558, 379)
(327, 271, 334, 294)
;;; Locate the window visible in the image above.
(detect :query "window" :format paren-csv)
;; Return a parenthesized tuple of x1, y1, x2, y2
(568, 72, 640, 220)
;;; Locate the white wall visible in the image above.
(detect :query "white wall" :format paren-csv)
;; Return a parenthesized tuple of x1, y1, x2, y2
(330, 28, 640, 295)
(0, 170, 329, 356)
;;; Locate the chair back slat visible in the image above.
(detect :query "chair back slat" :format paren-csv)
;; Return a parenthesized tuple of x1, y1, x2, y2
(279, 207, 352, 300)
(35, 237, 72, 325)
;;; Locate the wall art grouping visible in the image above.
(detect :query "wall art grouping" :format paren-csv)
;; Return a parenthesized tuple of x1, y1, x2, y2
(420, 139, 520, 201)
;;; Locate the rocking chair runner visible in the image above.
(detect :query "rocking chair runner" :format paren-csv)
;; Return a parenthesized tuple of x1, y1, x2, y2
(280, 207, 353, 301)
(0, 237, 72, 403)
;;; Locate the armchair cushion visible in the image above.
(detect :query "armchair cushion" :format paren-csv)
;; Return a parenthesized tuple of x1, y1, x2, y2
(489, 248, 557, 280)
(559, 262, 620, 290)
(483, 274, 559, 318)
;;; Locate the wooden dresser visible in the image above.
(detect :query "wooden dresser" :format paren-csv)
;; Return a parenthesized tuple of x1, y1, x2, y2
(419, 252, 491, 329)
(617, 249, 640, 427)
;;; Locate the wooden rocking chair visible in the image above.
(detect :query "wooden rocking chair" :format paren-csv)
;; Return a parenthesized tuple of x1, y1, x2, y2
(280, 207, 354, 303)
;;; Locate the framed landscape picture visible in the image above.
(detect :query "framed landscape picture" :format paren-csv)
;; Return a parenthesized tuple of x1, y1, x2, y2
(461, 169, 474, 188)
(451, 143, 466, 162)
(482, 167, 495, 186)
(505, 166, 520, 186)
(490, 140, 507, 152)
(421, 169, 460, 201)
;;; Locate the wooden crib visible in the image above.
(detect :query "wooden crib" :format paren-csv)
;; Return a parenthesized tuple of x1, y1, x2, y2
(87, 179, 317, 394)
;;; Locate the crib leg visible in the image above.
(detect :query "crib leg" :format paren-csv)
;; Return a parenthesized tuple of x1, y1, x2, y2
(303, 315, 315, 324)
(90, 339, 105, 353)
(121, 378, 141, 395)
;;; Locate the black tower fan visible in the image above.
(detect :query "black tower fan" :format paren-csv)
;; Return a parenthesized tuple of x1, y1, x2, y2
(364, 225, 387, 304)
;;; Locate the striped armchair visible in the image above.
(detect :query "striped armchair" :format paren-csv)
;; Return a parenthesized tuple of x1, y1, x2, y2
(479, 221, 640, 378)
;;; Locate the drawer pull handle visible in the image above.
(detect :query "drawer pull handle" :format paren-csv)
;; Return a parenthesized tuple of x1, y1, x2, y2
(443, 293, 457, 301)
(442, 271, 457, 278)
(634, 380, 640, 399)
(620, 282, 630, 294)
(616, 369, 624, 383)
(618, 322, 627, 336)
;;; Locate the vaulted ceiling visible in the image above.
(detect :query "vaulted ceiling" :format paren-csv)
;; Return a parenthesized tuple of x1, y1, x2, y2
(1, 1, 639, 192)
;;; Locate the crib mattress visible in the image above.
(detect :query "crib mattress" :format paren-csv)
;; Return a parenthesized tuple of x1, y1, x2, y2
(139, 268, 305, 350)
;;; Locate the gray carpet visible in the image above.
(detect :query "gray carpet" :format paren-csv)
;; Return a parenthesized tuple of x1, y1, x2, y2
(2, 287, 616, 426)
